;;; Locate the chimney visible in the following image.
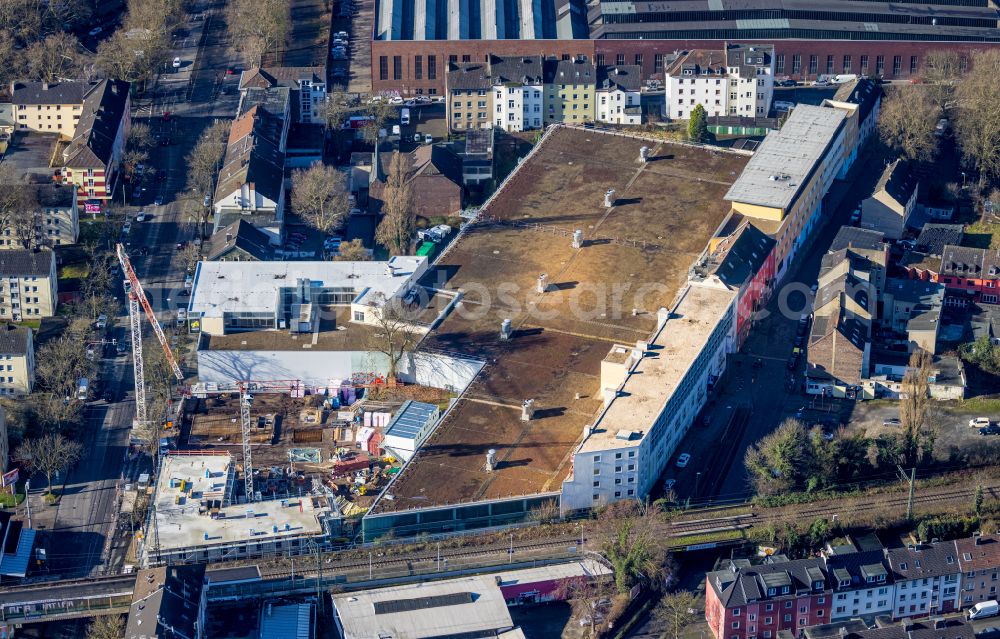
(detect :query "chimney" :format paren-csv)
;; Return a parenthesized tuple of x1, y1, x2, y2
(976, 534, 986, 545)
(933, 618, 947, 630)
(42, 82, 49, 91)
(226, 232, 233, 242)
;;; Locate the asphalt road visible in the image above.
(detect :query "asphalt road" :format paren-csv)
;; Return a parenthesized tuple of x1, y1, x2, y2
(22, 0, 238, 581)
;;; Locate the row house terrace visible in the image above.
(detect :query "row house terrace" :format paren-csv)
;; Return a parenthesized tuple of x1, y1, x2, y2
(706, 556, 831, 639)
(886, 542, 961, 619)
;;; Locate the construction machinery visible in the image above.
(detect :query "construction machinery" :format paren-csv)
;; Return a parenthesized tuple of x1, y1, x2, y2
(116, 244, 183, 432)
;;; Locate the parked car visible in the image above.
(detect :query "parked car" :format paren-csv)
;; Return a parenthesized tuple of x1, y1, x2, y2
(776, 79, 797, 87)
(980, 424, 1000, 436)
(850, 208, 861, 224)
(88, 26, 103, 36)
(970, 417, 992, 428)
(154, 196, 163, 206)
(417, 224, 452, 243)
(883, 417, 901, 427)
(122, 222, 132, 234)
(96, 314, 107, 329)
(172, 57, 181, 68)
(812, 77, 831, 86)
(203, 194, 211, 207)
(676, 453, 691, 468)
(135, 212, 147, 222)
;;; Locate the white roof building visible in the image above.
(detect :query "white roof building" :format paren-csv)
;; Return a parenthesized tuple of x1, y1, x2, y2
(188, 256, 428, 335)
(333, 575, 515, 639)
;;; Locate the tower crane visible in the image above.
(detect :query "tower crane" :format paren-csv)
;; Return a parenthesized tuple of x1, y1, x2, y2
(236, 380, 303, 503)
(116, 244, 183, 433)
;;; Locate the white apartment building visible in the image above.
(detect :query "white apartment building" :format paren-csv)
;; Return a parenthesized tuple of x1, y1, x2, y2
(490, 56, 544, 132)
(561, 282, 736, 511)
(0, 250, 58, 320)
(887, 544, 962, 619)
(665, 43, 774, 120)
(596, 65, 642, 125)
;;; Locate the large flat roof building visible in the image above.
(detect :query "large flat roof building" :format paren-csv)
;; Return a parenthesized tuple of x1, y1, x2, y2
(362, 126, 750, 537)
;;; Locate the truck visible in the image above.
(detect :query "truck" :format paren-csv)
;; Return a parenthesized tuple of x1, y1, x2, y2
(331, 455, 371, 478)
(969, 600, 999, 620)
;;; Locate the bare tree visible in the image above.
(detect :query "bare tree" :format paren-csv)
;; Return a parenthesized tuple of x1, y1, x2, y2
(177, 242, 202, 274)
(364, 292, 418, 381)
(24, 33, 82, 83)
(654, 591, 700, 639)
(954, 50, 1000, 189)
(555, 574, 616, 637)
(95, 29, 168, 91)
(36, 333, 93, 401)
(291, 163, 350, 234)
(374, 152, 413, 255)
(186, 119, 231, 199)
(922, 50, 963, 110)
(15, 433, 83, 495)
(86, 613, 125, 639)
(333, 238, 371, 261)
(120, 149, 149, 183)
(596, 500, 670, 593)
(127, 122, 155, 153)
(0, 31, 25, 90)
(321, 91, 352, 131)
(878, 86, 938, 162)
(226, 0, 288, 67)
(48, 0, 94, 31)
(0, 0, 43, 44)
(362, 96, 396, 144)
(900, 348, 932, 468)
(0, 164, 34, 233)
(11, 211, 41, 249)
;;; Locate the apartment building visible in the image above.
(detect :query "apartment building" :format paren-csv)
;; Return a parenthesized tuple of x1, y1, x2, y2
(938, 245, 1000, 305)
(0, 184, 79, 248)
(0, 250, 57, 320)
(9, 81, 90, 138)
(665, 44, 774, 120)
(0, 324, 36, 397)
(446, 63, 493, 131)
(706, 556, 832, 639)
(826, 537, 894, 621)
(489, 56, 544, 132)
(213, 106, 286, 244)
(886, 542, 962, 619)
(60, 79, 131, 202)
(859, 160, 918, 241)
(724, 104, 847, 281)
(596, 65, 641, 125)
(544, 57, 596, 124)
(956, 535, 1000, 607)
(238, 67, 326, 124)
(823, 79, 882, 178)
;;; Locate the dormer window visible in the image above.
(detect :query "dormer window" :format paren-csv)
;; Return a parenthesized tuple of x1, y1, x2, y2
(781, 586, 790, 595)
(839, 579, 850, 588)
(866, 576, 875, 583)
(878, 574, 886, 582)
(813, 581, 823, 590)
(947, 556, 955, 564)
(767, 588, 776, 596)
(900, 562, 908, 570)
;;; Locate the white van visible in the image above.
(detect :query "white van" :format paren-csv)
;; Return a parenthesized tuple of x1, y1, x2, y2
(773, 101, 795, 112)
(77, 377, 89, 401)
(400, 108, 410, 126)
(969, 600, 999, 620)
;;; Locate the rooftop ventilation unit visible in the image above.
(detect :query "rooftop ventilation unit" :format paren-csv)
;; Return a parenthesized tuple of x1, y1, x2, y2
(500, 319, 512, 340)
(485, 449, 497, 472)
(572, 230, 583, 249)
(639, 146, 650, 163)
(604, 188, 616, 208)
(537, 273, 548, 293)
(521, 399, 535, 421)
